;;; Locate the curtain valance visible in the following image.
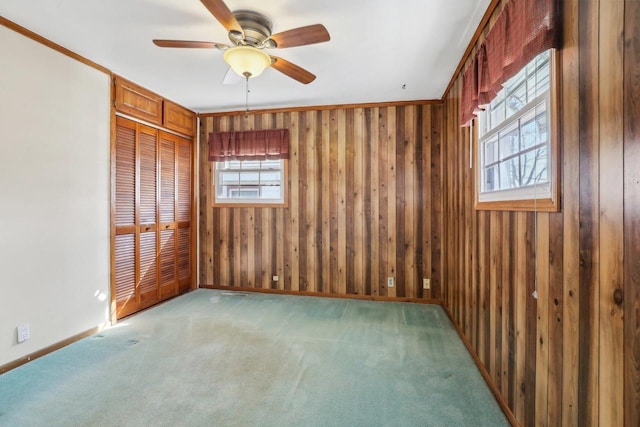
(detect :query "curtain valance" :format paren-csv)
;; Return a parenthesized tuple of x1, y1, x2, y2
(460, 0, 562, 126)
(208, 129, 290, 161)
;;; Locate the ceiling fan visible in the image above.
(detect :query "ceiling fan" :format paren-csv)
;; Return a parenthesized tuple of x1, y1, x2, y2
(153, 0, 330, 84)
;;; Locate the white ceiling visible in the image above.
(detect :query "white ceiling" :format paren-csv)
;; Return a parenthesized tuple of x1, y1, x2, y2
(1, 0, 490, 113)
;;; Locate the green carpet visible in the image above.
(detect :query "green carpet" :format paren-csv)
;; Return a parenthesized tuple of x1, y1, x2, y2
(0, 290, 509, 426)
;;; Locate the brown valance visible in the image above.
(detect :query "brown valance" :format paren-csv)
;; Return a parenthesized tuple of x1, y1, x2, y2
(208, 129, 290, 161)
(460, 0, 562, 126)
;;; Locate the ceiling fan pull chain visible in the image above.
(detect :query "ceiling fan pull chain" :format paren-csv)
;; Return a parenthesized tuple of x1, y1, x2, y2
(245, 73, 250, 118)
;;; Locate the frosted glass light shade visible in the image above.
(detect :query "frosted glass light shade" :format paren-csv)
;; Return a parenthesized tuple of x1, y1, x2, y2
(223, 46, 271, 78)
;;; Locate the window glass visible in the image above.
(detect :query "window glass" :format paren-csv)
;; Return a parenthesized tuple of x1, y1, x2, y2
(214, 159, 285, 205)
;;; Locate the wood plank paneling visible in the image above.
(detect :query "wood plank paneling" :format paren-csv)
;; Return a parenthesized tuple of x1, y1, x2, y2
(625, 0, 640, 424)
(199, 104, 443, 301)
(597, 1, 625, 425)
(438, 0, 638, 426)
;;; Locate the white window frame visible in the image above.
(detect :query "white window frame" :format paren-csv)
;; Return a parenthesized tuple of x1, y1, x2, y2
(475, 49, 560, 212)
(213, 158, 287, 207)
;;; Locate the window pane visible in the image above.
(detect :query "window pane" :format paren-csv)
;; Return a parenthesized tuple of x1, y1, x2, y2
(484, 165, 498, 192)
(223, 160, 241, 169)
(535, 109, 548, 146)
(238, 172, 260, 183)
(506, 83, 527, 118)
(261, 186, 281, 199)
(499, 157, 521, 190)
(260, 171, 281, 183)
(499, 124, 519, 160)
(520, 147, 549, 186)
(520, 110, 538, 150)
(484, 137, 499, 166)
(489, 101, 505, 132)
(261, 160, 281, 169)
(241, 160, 261, 169)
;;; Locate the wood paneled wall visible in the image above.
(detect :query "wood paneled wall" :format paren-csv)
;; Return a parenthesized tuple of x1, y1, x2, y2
(441, 0, 639, 426)
(199, 104, 443, 300)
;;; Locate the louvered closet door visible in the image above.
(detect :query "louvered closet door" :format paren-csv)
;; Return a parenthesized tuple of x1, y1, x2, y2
(113, 116, 192, 319)
(159, 133, 177, 300)
(114, 117, 138, 318)
(157, 132, 193, 299)
(176, 139, 192, 293)
(138, 125, 159, 310)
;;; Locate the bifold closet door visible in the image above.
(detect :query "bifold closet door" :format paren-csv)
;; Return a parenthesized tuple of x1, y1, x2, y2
(114, 118, 137, 318)
(158, 134, 177, 300)
(138, 125, 159, 310)
(113, 116, 192, 319)
(176, 139, 192, 294)
(114, 117, 160, 318)
(158, 132, 193, 299)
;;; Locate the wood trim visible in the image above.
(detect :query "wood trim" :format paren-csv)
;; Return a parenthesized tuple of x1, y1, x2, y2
(191, 119, 199, 291)
(0, 325, 105, 375)
(442, 302, 520, 426)
(199, 99, 442, 117)
(199, 285, 443, 305)
(0, 16, 110, 75)
(109, 77, 118, 325)
(116, 112, 193, 139)
(475, 198, 558, 212)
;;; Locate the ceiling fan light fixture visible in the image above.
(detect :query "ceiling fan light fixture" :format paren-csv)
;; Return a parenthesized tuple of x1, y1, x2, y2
(223, 46, 271, 78)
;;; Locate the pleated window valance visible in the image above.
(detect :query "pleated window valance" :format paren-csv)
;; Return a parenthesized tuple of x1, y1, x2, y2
(460, 0, 562, 126)
(208, 129, 290, 161)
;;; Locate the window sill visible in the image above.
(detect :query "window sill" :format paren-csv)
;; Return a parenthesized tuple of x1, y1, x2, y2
(475, 196, 559, 212)
(212, 201, 288, 208)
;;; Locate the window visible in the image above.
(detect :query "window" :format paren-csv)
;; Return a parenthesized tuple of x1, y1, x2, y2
(213, 159, 286, 206)
(475, 50, 559, 211)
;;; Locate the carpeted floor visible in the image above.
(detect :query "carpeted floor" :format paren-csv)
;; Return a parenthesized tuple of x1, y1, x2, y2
(0, 290, 509, 426)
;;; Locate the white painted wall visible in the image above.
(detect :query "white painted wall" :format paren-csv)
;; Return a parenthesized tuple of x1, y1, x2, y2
(0, 25, 111, 367)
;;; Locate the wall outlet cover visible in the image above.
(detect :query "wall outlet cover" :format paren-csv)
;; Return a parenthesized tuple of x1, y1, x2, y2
(17, 323, 30, 343)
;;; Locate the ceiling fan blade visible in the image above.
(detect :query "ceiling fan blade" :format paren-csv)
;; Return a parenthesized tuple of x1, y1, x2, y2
(200, 0, 243, 35)
(268, 24, 330, 48)
(271, 56, 316, 84)
(153, 40, 226, 49)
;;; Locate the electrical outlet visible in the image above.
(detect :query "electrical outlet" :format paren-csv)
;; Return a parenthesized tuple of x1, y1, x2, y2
(17, 323, 30, 343)
(423, 278, 431, 290)
(387, 277, 394, 288)
(272, 275, 279, 282)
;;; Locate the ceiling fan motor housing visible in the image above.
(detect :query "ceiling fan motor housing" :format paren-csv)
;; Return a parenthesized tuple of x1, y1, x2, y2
(231, 10, 273, 46)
